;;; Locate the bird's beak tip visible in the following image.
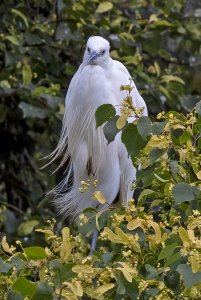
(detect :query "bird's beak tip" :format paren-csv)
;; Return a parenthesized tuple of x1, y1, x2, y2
(88, 51, 99, 63)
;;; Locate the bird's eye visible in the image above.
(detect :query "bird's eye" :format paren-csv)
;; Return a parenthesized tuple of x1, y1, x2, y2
(87, 47, 91, 53)
(101, 50, 105, 55)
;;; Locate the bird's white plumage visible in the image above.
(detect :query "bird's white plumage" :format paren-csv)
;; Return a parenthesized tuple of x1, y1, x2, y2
(50, 36, 148, 220)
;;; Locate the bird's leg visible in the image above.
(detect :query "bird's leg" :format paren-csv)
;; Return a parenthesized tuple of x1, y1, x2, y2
(89, 229, 99, 255)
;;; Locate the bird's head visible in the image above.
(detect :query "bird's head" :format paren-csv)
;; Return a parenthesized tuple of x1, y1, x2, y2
(83, 36, 110, 66)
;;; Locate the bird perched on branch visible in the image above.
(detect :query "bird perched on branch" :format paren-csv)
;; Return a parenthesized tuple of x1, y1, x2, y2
(48, 36, 148, 221)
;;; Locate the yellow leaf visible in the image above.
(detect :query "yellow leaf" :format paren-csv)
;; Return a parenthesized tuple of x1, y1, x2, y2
(171, 124, 185, 130)
(124, 96, 133, 105)
(96, 211, 102, 231)
(178, 227, 191, 244)
(66, 281, 83, 297)
(104, 227, 122, 243)
(45, 247, 52, 257)
(95, 283, 115, 295)
(60, 227, 71, 262)
(116, 267, 132, 282)
(116, 115, 127, 129)
(148, 65, 156, 74)
(149, 14, 158, 22)
(22, 64, 32, 85)
(178, 149, 187, 163)
(111, 17, 123, 28)
(120, 84, 134, 92)
(161, 233, 168, 243)
(117, 262, 135, 273)
(188, 219, 201, 230)
(72, 265, 95, 274)
(127, 217, 146, 231)
(115, 227, 130, 243)
(149, 222, 162, 244)
(39, 266, 46, 281)
(161, 75, 185, 84)
(1, 236, 16, 254)
(93, 191, 106, 204)
(158, 85, 170, 98)
(154, 62, 160, 77)
(189, 255, 199, 273)
(196, 170, 201, 180)
(146, 135, 169, 149)
(95, 1, 113, 13)
(58, 103, 65, 115)
(187, 229, 195, 242)
(55, 288, 77, 299)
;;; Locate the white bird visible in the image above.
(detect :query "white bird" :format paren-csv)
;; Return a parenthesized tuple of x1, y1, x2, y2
(49, 36, 148, 221)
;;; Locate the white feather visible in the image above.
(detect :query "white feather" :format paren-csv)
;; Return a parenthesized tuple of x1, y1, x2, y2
(49, 36, 148, 221)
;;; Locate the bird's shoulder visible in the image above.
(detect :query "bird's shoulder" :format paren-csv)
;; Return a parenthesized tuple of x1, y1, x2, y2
(111, 59, 130, 77)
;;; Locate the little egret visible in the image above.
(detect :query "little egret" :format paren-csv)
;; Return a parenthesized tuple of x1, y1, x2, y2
(49, 36, 148, 222)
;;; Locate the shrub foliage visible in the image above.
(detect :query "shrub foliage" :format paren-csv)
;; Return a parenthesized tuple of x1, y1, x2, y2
(1, 102, 201, 299)
(0, 0, 201, 299)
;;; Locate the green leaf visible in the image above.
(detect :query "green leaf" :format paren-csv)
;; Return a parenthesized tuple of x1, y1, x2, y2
(19, 102, 49, 119)
(158, 49, 172, 60)
(31, 282, 53, 300)
(102, 252, 113, 265)
(78, 209, 97, 237)
(103, 116, 120, 143)
(0, 104, 7, 122)
(0, 257, 12, 273)
(22, 65, 32, 85)
(177, 264, 201, 288)
(152, 121, 166, 135)
(96, 1, 113, 13)
(50, 261, 76, 285)
(145, 264, 158, 279)
(31, 86, 48, 97)
(158, 243, 177, 261)
(121, 123, 146, 156)
(149, 148, 165, 164)
(25, 32, 45, 45)
(172, 183, 200, 204)
(149, 18, 173, 29)
(195, 100, 201, 116)
(181, 95, 201, 112)
(179, 130, 191, 143)
(178, 227, 191, 244)
(0, 80, 11, 88)
(11, 9, 29, 27)
(24, 246, 47, 260)
(12, 277, 37, 297)
(6, 35, 20, 46)
(164, 251, 181, 267)
(166, 111, 186, 121)
(17, 220, 39, 236)
(198, 138, 201, 149)
(137, 116, 152, 139)
(31, 84, 60, 97)
(138, 189, 155, 206)
(95, 104, 116, 127)
(7, 290, 24, 300)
